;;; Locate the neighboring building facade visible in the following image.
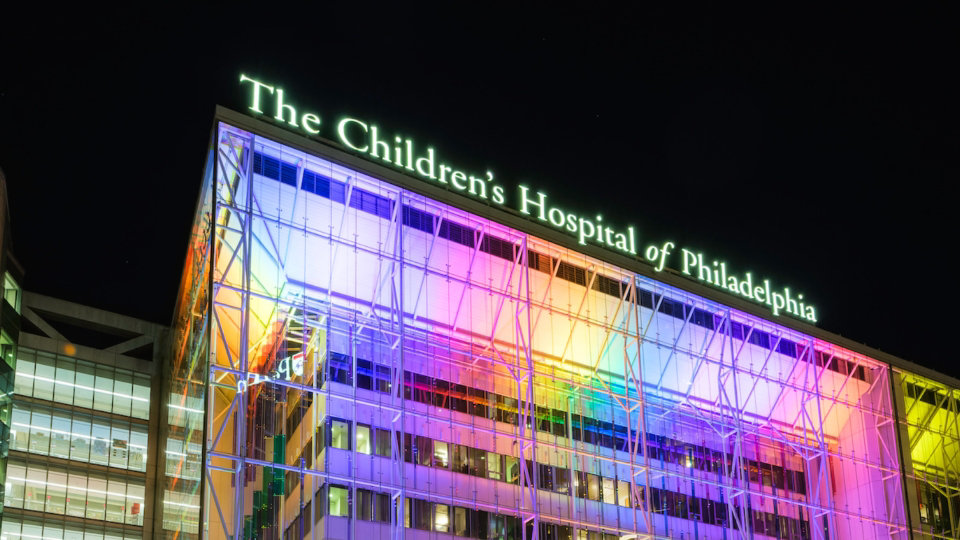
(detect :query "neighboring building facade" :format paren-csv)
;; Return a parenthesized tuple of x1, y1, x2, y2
(157, 108, 956, 540)
(0, 167, 25, 520)
(1, 292, 165, 540)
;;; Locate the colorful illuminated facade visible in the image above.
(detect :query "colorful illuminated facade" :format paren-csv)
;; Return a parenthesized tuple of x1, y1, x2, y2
(159, 107, 959, 540)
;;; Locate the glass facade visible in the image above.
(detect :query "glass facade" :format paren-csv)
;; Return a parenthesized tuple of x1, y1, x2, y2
(161, 118, 958, 540)
(4, 346, 152, 537)
(13, 350, 152, 420)
(0, 270, 21, 518)
(896, 371, 960, 539)
(1, 513, 143, 540)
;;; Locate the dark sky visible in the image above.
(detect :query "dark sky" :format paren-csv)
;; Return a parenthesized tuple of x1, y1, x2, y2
(1, 6, 956, 373)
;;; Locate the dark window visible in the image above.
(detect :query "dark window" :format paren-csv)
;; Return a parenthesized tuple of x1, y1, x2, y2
(554, 467, 571, 494)
(479, 235, 516, 261)
(349, 189, 394, 220)
(690, 308, 715, 329)
(592, 274, 623, 297)
(413, 373, 432, 404)
(468, 387, 489, 418)
(777, 339, 798, 358)
(253, 153, 280, 180)
(356, 358, 374, 391)
(438, 219, 476, 248)
(556, 261, 587, 286)
(327, 352, 352, 386)
(402, 205, 435, 234)
(552, 409, 568, 438)
(527, 250, 553, 273)
(329, 180, 347, 203)
(375, 428, 391, 457)
(375, 364, 392, 394)
(637, 289, 655, 309)
(748, 329, 771, 349)
(279, 162, 297, 186)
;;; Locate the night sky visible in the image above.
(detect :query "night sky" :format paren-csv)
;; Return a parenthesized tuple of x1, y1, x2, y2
(1, 7, 956, 373)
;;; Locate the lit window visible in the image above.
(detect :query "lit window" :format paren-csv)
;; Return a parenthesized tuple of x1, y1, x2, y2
(433, 441, 449, 469)
(434, 503, 449, 533)
(602, 478, 615, 505)
(486, 451, 501, 480)
(328, 485, 350, 517)
(587, 474, 600, 501)
(617, 480, 631, 507)
(329, 419, 350, 450)
(4, 272, 21, 313)
(356, 424, 371, 454)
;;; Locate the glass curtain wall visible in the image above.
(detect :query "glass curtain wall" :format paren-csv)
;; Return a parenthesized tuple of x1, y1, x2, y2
(158, 142, 215, 539)
(895, 370, 960, 539)
(172, 121, 920, 540)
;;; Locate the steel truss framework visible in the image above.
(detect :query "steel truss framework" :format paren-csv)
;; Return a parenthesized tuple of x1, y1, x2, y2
(896, 370, 960, 540)
(159, 121, 954, 540)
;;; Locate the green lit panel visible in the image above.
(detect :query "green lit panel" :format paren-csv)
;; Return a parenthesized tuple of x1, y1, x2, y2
(898, 370, 960, 539)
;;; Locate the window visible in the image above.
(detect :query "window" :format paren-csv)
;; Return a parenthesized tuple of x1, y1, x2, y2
(50, 412, 72, 458)
(434, 504, 450, 533)
(357, 488, 375, 521)
(416, 436, 433, 466)
(66, 472, 87, 517)
(85, 475, 108, 520)
(375, 364, 392, 394)
(28, 409, 51, 454)
(452, 444, 469, 474)
(132, 373, 151, 419)
(454, 506, 469, 537)
(587, 474, 601, 501)
(357, 359, 374, 391)
(375, 427, 391, 457)
(54, 356, 76, 404)
(113, 371, 134, 416)
(106, 479, 127, 522)
(356, 424, 372, 454)
(110, 423, 130, 469)
(376, 492, 390, 523)
(433, 440, 449, 469)
(327, 352, 352, 386)
(554, 468, 571, 494)
(468, 446, 486, 477)
(129, 426, 148, 471)
(602, 478, 615, 505)
(4, 271, 21, 312)
(94, 365, 114, 412)
(539, 463, 554, 491)
(329, 418, 350, 450)
(617, 480, 631, 507)
(505, 456, 521, 485)
(409, 498, 432, 531)
(91, 419, 112, 465)
(74, 361, 96, 408)
(487, 450, 501, 480)
(328, 485, 350, 517)
(575, 472, 588, 499)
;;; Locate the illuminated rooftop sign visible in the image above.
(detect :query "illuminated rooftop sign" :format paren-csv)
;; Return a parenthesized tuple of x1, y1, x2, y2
(237, 74, 818, 323)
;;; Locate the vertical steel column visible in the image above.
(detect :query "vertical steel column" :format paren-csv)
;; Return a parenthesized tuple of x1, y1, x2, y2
(388, 192, 408, 540)
(624, 279, 653, 539)
(517, 237, 539, 540)
(717, 312, 750, 540)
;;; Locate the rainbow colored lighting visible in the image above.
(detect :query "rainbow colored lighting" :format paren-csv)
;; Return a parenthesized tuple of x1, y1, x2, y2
(159, 119, 958, 540)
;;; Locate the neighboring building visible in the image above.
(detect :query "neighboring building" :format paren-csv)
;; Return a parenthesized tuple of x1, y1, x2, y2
(0, 167, 24, 520)
(1, 292, 165, 540)
(156, 107, 959, 540)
